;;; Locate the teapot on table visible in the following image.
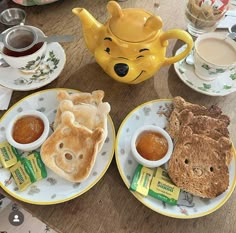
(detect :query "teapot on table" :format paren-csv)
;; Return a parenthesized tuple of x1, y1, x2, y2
(72, 1, 193, 84)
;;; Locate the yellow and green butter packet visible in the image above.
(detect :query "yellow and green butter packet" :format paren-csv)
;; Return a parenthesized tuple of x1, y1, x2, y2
(10, 157, 37, 191)
(130, 164, 154, 196)
(148, 167, 180, 206)
(27, 151, 47, 180)
(0, 141, 19, 168)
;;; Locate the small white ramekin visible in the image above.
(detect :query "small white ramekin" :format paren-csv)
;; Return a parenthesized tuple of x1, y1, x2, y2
(131, 125, 173, 168)
(6, 110, 50, 152)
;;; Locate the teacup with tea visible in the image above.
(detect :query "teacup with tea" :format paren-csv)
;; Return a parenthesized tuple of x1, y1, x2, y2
(194, 32, 236, 81)
(0, 25, 47, 72)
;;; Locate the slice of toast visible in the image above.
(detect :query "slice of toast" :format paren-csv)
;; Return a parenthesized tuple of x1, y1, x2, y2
(168, 126, 230, 198)
(167, 97, 230, 142)
(166, 97, 232, 166)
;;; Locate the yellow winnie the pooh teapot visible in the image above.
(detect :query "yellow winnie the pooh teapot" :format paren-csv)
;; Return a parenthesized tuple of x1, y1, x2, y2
(72, 1, 193, 84)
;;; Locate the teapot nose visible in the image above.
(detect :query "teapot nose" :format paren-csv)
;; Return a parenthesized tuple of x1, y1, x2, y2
(114, 63, 129, 77)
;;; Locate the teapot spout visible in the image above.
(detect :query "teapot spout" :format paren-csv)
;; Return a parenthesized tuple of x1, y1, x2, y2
(72, 8, 104, 52)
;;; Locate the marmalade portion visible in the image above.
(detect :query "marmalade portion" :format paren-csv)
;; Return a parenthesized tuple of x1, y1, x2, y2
(13, 115, 44, 144)
(136, 131, 168, 161)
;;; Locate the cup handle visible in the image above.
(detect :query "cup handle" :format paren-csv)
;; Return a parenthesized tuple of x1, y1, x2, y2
(160, 29, 193, 65)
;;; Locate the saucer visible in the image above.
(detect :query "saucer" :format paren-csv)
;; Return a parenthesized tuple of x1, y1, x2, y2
(0, 42, 66, 91)
(174, 45, 236, 96)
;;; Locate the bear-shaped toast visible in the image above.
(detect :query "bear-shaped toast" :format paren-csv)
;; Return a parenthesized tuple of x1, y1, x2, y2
(168, 126, 231, 198)
(41, 111, 105, 183)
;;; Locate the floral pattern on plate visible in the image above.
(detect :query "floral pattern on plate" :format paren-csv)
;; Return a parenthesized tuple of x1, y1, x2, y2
(115, 99, 236, 219)
(0, 88, 115, 205)
(174, 45, 236, 96)
(0, 43, 65, 91)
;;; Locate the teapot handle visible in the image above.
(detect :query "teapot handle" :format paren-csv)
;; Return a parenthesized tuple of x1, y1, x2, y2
(160, 29, 193, 65)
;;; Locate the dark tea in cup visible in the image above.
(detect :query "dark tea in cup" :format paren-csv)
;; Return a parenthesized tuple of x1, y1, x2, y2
(0, 25, 47, 70)
(3, 42, 44, 57)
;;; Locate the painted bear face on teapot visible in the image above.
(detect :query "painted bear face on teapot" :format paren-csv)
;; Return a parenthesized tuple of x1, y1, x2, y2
(73, 1, 193, 84)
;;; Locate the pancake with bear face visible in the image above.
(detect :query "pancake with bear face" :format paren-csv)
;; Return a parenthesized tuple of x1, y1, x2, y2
(41, 111, 104, 183)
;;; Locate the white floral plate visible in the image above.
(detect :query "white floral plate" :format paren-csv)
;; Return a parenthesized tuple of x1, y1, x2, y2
(174, 45, 236, 96)
(0, 42, 66, 91)
(115, 99, 236, 219)
(0, 88, 115, 205)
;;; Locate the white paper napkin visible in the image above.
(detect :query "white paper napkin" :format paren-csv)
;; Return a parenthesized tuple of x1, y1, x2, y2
(0, 86, 13, 110)
(217, 10, 236, 29)
(231, 0, 236, 6)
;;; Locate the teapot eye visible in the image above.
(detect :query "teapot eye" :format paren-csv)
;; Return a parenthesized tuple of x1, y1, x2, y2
(104, 47, 110, 54)
(137, 55, 144, 59)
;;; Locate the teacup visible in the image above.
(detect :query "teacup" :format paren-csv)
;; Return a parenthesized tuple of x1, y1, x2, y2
(194, 32, 236, 81)
(0, 25, 47, 72)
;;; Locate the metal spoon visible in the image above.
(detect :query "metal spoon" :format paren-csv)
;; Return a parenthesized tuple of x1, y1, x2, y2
(0, 26, 75, 53)
(185, 49, 194, 65)
(37, 35, 75, 44)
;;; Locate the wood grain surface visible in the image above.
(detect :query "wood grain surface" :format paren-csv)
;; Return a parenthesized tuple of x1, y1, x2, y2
(0, 0, 236, 233)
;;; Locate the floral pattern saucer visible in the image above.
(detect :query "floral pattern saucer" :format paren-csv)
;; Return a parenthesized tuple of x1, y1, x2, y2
(0, 43, 66, 91)
(174, 45, 236, 96)
(115, 99, 236, 219)
(0, 88, 115, 205)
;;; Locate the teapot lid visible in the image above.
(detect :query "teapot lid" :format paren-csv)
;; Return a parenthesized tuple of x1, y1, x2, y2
(107, 1, 163, 42)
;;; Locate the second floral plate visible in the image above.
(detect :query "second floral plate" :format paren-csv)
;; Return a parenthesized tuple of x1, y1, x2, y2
(115, 99, 236, 218)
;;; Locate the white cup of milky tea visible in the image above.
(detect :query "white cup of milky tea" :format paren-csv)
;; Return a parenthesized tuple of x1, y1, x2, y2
(193, 32, 236, 81)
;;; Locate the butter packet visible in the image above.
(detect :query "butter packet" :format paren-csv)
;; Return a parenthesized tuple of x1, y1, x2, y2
(10, 157, 37, 191)
(130, 164, 154, 196)
(27, 151, 47, 180)
(148, 167, 180, 206)
(0, 141, 19, 168)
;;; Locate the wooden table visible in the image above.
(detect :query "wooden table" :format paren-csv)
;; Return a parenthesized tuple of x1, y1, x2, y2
(1, 0, 236, 232)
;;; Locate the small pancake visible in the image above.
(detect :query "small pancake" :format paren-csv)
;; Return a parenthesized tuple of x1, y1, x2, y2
(41, 111, 104, 183)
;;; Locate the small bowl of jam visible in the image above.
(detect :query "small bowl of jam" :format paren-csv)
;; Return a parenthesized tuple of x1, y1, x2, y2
(6, 110, 50, 151)
(131, 125, 173, 168)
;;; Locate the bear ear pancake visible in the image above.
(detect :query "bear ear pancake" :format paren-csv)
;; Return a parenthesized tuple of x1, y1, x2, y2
(91, 90, 104, 103)
(61, 111, 75, 126)
(57, 90, 71, 101)
(98, 102, 111, 116)
(107, 1, 123, 18)
(59, 100, 74, 112)
(92, 128, 105, 143)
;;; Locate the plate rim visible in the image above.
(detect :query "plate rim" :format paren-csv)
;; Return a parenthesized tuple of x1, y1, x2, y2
(174, 45, 236, 97)
(0, 42, 66, 91)
(0, 88, 116, 205)
(115, 98, 236, 219)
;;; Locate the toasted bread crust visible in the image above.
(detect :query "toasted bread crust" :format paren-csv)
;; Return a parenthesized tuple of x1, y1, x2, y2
(167, 97, 233, 198)
(168, 127, 230, 198)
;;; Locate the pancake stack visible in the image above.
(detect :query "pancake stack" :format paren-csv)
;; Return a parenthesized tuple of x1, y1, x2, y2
(41, 90, 110, 183)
